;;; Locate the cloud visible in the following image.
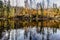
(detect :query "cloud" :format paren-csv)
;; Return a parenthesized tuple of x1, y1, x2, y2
(10, 0, 25, 7)
(2, 0, 60, 7)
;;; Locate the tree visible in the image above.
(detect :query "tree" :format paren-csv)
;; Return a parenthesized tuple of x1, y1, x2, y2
(0, 0, 3, 17)
(7, 0, 10, 18)
(0, 0, 3, 8)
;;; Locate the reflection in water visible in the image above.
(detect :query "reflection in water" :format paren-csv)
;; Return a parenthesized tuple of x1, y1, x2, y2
(1, 27, 60, 40)
(0, 19, 60, 40)
(0, 19, 60, 28)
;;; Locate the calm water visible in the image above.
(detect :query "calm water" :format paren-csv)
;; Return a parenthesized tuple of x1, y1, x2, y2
(0, 19, 60, 40)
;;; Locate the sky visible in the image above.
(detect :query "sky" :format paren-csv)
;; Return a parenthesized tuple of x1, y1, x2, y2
(2, 0, 60, 8)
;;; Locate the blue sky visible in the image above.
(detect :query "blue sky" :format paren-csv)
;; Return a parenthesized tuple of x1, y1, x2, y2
(2, 0, 60, 7)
